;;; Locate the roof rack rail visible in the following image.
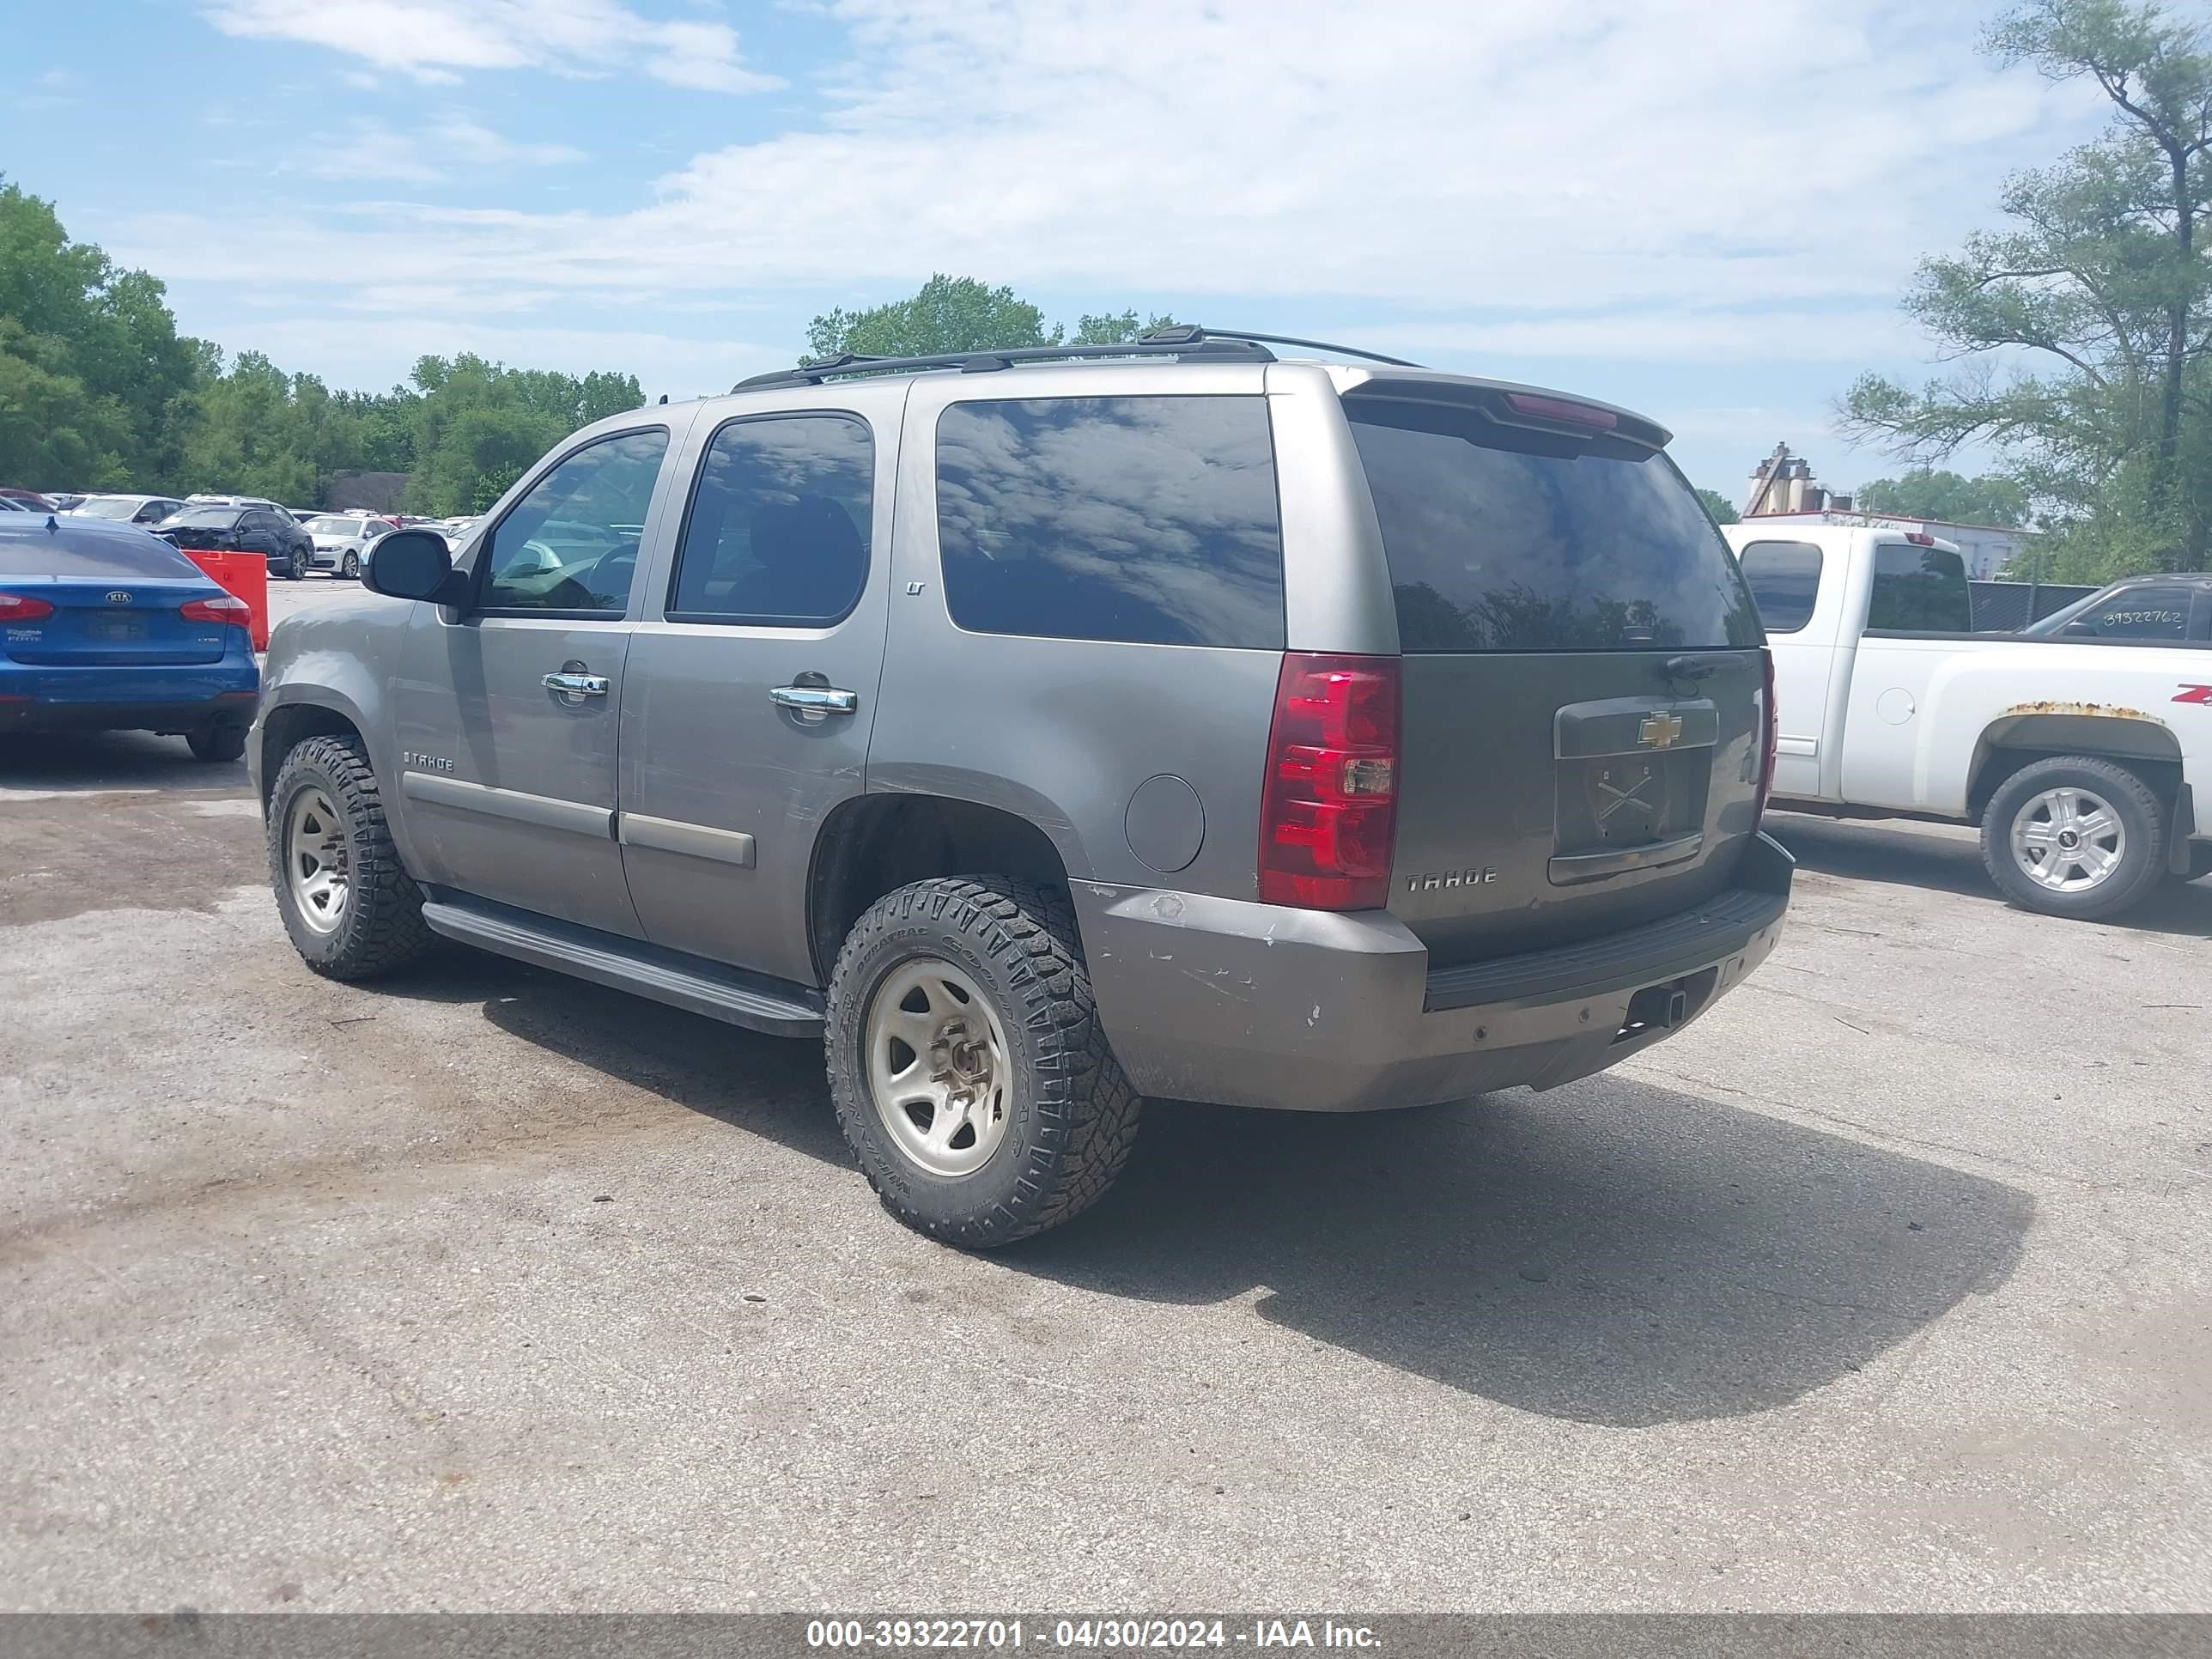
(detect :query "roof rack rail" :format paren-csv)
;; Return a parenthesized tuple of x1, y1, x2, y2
(732, 332, 1271, 392)
(1158, 326, 1423, 368)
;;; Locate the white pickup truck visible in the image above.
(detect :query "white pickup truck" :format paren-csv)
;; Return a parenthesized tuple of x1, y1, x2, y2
(1723, 524, 2212, 919)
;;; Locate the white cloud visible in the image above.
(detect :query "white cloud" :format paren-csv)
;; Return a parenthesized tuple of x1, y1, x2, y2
(1380, 308, 1927, 363)
(301, 118, 585, 183)
(124, 0, 2107, 421)
(202, 0, 781, 93)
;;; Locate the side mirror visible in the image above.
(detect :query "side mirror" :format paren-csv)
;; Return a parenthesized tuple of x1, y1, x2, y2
(363, 529, 465, 604)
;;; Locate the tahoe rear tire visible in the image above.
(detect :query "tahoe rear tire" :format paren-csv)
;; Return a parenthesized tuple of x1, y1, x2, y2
(825, 877, 1141, 1248)
(267, 733, 435, 979)
(1980, 754, 2167, 921)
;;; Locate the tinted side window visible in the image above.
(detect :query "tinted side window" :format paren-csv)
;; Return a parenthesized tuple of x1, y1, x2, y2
(669, 415, 872, 625)
(1867, 543, 1972, 632)
(483, 428, 667, 613)
(1346, 398, 1760, 653)
(1738, 540, 1823, 634)
(2079, 584, 2194, 640)
(935, 396, 1284, 648)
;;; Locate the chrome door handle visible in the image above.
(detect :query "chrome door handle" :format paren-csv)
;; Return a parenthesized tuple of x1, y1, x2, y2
(769, 684, 858, 714)
(542, 672, 609, 697)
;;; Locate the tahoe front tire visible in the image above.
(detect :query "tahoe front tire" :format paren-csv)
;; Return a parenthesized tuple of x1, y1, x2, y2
(267, 734, 436, 979)
(825, 877, 1141, 1247)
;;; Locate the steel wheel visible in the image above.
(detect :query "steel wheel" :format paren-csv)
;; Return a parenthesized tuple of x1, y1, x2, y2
(285, 787, 351, 934)
(864, 957, 1012, 1177)
(2011, 785, 2126, 894)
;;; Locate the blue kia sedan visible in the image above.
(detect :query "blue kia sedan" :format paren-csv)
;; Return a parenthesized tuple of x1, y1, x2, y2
(0, 512, 259, 760)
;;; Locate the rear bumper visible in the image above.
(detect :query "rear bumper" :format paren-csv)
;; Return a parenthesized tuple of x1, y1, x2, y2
(1074, 833, 1793, 1112)
(0, 659, 259, 734)
(0, 694, 258, 734)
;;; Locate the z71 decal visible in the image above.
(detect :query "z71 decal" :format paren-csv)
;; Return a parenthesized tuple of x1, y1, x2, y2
(2176, 684, 2212, 706)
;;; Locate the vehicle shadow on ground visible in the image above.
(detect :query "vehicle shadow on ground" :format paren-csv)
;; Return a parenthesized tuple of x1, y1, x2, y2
(0, 731, 248, 796)
(1769, 812, 2212, 939)
(427, 959, 2033, 1429)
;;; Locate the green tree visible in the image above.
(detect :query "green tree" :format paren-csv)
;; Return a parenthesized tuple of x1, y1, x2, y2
(807, 275, 1060, 360)
(403, 354, 643, 514)
(1069, 309, 1182, 345)
(1839, 0, 2212, 577)
(0, 179, 197, 488)
(805, 276, 1180, 361)
(1694, 487, 1740, 525)
(1855, 468, 2031, 526)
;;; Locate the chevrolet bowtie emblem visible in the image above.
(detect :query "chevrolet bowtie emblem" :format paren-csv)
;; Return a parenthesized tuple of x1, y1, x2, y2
(1638, 712, 1684, 749)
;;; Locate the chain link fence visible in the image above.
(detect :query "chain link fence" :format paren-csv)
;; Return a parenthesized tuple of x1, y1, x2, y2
(1966, 580, 2098, 632)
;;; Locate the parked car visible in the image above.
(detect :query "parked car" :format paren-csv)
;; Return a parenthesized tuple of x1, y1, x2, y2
(2021, 572, 2212, 641)
(154, 503, 313, 580)
(1726, 525, 2212, 915)
(66, 493, 186, 527)
(252, 328, 1792, 1245)
(1, 489, 58, 513)
(0, 496, 27, 513)
(302, 514, 390, 580)
(0, 513, 258, 759)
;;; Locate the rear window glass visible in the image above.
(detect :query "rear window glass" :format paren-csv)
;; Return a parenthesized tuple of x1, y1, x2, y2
(1868, 542, 1971, 632)
(4, 526, 205, 578)
(935, 396, 1284, 648)
(1738, 540, 1823, 633)
(1346, 398, 1760, 653)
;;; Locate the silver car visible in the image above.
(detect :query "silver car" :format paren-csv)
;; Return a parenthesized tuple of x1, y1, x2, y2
(302, 514, 392, 580)
(251, 327, 1792, 1245)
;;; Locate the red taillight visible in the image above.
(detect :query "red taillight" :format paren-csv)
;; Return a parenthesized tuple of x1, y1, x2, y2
(1259, 653, 1401, 910)
(1904, 531, 1934, 546)
(180, 594, 251, 627)
(1754, 647, 1778, 829)
(0, 592, 55, 621)
(1504, 391, 1620, 430)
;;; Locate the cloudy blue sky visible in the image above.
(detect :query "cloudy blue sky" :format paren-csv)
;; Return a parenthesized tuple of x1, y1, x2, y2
(8, 0, 2100, 501)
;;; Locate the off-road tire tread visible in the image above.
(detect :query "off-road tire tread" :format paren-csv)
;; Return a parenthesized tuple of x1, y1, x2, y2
(268, 733, 435, 979)
(1979, 753, 2167, 920)
(825, 876, 1140, 1247)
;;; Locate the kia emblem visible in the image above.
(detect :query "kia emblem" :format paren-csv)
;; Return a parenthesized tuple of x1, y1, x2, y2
(106, 591, 132, 604)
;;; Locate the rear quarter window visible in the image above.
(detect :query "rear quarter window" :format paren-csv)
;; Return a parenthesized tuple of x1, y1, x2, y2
(934, 395, 1284, 648)
(1345, 398, 1760, 653)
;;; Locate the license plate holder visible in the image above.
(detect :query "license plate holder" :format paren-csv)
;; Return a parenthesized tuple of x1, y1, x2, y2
(89, 616, 147, 641)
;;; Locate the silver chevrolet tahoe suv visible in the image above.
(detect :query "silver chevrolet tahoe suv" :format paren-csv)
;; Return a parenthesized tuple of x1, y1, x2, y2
(251, 327, 1792, 1246)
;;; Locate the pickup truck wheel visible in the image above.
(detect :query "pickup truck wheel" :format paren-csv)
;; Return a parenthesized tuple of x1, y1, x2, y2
(1980, 756, 2167, 920)
(825, 877, 1141, 1248)
(267, 734, 435, 979)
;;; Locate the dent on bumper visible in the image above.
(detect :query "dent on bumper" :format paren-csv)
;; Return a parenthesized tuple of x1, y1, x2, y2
(1074, 833, 1794, 1113)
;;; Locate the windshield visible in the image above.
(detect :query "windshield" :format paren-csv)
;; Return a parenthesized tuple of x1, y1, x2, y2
(73, 497, 142, 520)
(166, 507, 243, 530)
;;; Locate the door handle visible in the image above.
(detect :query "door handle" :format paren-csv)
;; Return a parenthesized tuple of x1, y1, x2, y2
(543, 672, 610, 697)
(769, 684, 859, 715)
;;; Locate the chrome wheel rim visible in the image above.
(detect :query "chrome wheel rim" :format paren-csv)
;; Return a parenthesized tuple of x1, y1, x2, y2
(865, 957, 1012, 1177)
(285, 787, 351, 933)
(2012, 786, 2126, 894)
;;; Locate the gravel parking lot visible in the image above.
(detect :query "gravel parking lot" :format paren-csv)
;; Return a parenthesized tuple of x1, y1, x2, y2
(3, 581, 2208, 1612)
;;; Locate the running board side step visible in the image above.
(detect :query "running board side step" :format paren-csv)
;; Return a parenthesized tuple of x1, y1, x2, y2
(419, 891, 824, 1038)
